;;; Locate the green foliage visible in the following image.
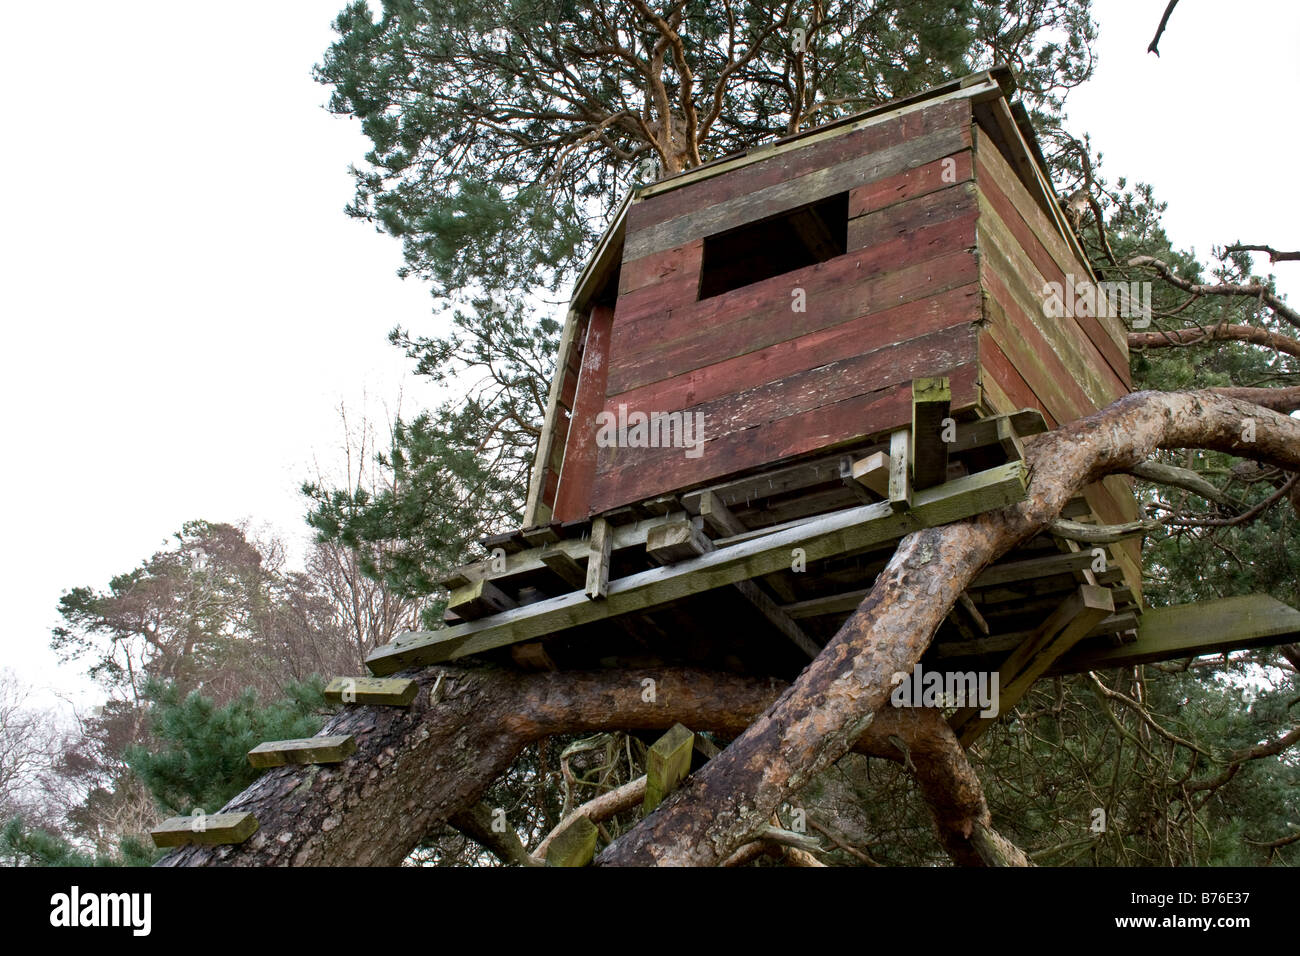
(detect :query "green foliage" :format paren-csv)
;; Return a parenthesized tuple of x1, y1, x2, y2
(125, 678, 329, 817)
(0, 817, 159, 868)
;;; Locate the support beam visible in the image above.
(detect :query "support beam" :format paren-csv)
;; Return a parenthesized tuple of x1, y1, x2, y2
(849, 450, 890, 498)
(951, 585, 1114, 746)
(365, 461, 1027, 674)
(911, 377, 952, 491)
(585, 517, 612, 600)
(448, 578, 517, 621)
(644, 724, 695, 812)
(647, 518, 822, 658)
(539, 545, 586, 590)
(888, 428, 912, 512)
(1048, 594, 1300, 674)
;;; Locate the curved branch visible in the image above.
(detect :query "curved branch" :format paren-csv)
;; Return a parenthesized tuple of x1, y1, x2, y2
(1128, 323, 1300, 361)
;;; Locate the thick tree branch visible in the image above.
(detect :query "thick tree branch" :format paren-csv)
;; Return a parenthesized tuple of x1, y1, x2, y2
(1129, 255, 1300, 330)
(596, 390, 1300, 866)
(1129, 323, 1300, 361)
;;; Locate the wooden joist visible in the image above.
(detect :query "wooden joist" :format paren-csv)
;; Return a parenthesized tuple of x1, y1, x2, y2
(647, 518, 821, 658)
(1048, 594, 1300, 675)
(888, 428, 912, 511)
(911, 377, 952, 490)
(366, 460, 1028, 674)
(644, 724, 695, 812)
(951, 584, 1114, 746)
(151, 812, 258, 848)
(324, 676, 418, 707)
(585, 517, 612, 600)
(448, 578, 517, 621)
(247, 735, 357, 769)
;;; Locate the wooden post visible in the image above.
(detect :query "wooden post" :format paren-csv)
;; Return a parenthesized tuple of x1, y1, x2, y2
(324, 677, 418, 707)
(911, 377, 952, 491)
(545, 815, 599, 867)
(247, 735, 357, 769)
(888, 428, 912, 511)
(151, 812, 258, 848)
(585, 517, 612, 599)
(644, 723, 695, 812)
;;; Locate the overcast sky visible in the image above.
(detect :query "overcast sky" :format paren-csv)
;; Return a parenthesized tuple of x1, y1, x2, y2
(2, 1, 1297, 711)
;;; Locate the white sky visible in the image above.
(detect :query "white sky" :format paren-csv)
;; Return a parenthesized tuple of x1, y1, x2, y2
(1, 0, 1297, 712)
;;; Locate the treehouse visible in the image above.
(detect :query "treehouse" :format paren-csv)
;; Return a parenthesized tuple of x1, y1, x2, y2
(358, 67, 1300, 726)
(156, 68, 1300, 860)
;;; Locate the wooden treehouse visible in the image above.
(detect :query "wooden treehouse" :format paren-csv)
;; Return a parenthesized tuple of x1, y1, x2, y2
(155, 68, 1300, 857)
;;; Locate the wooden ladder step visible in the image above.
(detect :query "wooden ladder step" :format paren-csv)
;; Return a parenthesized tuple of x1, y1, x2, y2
(324, 676, 418, 707)
(247, 734, 357, 769)
(151, 812, 258, 848)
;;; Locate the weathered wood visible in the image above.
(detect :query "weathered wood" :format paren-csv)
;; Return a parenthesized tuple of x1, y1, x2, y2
(644, 723, 695, 812)
(911, 377, 952, 491)
(539, 545, 587, 590)
(888, 428, 912, 512)
(552, 303, 616, 522)
(648, 518, 821, 657)
(952, 585, 1114, 746)
(247, 735, 357, 769)
(627, 123, 972, 259)
(324, 677, 418, 707)
(646, 519, 711, 564)
(524, 306, 585, 527)
(585, 517, 612, 600)
(692, 489, 749, 538)
(365, 461, 1027, 673)
(448, 578, 517, 621)
(545, 815, 599, 867)
(1048, 594, 1300, 674)
(151, 812, 258, 848)
(610, 249, 979, 394)
(849, 150, 973, 218)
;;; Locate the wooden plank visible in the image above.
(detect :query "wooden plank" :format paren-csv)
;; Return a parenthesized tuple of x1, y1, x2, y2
(848, 180, 976, 250)
(613, 278, 981, 423)
(441, 511, 689, 590)
(644, 724, 695, 812)
(323, 676, 418, 707)
(552, 303, 615, 522)
(151, 812, 258, 848)
(593, 327, 982, 509)
(849, 150, 974, 218)
(448, 578, 517, 621)
(539, 545, 586, 590)
(1048, 594, 1300, 674)
(617, 239, 703, 297)
(647, 518, 821, 657)
(646, 519, 712, 564)
(687, 489, 749, 538)
(585, 517, 612, 600)
(631, 95, 978, 230)
(611, 234, 980, 394)
(974, 143, 1130, 387)
(628, 124, 971, 261)
(970, 550, 1101, 588)
(952, 585, 1114, 746)
(545, 816, 599, 867)
(590, 363, 983, 515)
(911, 377, 952, 490)
(888, 428, 913, 512)
(365, 461, 1028, 673)
(524, 306, 585, 527)
(247, 734, 357, 769)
